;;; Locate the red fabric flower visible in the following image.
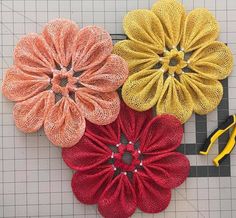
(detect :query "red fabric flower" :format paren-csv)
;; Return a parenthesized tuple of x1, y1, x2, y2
(62, 103, 190, 218)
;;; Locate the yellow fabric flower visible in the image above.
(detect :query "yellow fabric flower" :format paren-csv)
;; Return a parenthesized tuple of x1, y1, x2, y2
(114, 0, 233, 123)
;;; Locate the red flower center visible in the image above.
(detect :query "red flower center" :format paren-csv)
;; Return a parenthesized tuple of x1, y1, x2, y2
(110, 142, 142, 173)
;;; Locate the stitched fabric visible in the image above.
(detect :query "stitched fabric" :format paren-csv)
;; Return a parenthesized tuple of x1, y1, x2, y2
(113, 0, 234, 124)
(62, 102, 190, 218)
(2, 19, 128, 147)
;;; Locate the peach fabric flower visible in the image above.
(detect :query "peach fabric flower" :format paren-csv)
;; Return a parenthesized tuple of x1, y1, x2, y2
(2, 19, 128, 147)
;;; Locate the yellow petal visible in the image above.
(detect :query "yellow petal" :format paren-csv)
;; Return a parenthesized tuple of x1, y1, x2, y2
(181, 8, 219, 52)
(157, 76, 193, 124)
(122, 69, 164, 111)
(180, 73, 223, 115)
(188, 41, 233, 80)
(152, 0, 186, 49)
(113, 40, 159, 74)
(123, 9, 165, 52)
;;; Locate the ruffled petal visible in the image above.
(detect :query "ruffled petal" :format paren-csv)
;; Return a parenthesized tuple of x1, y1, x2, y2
(113, 40, 159, 74)
(79, 54, 128, 92)
(98, 174, 137, 218)
(123, 9, 165, 52)
(133, 171, 171, 213)
(44, 97, 85, 147)
(152, 0, 186, 48)
(75, 88, 120, 125)
(72, 26, 113, 71)
(14, 33, 55, 75)
(62, 134, 112, 171)
(188, 42, 233, 80)
(2, 66, 50, 101)
(142, 152, 190, 189)
(71, 166, 114, 204)
(85, 119, 120, 146)
(140, 114, 183, 154)
(118, 101, 152, 143)
(181, 9, 219, 52)
(180, 73, 223, 115)
(42, 18, 79, 67)
(13, 90, 54, 133)
(157, 76, 193, 124)
(122, 69, 164, 111)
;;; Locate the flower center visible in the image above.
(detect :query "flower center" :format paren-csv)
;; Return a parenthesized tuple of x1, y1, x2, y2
(157, 48, 189, 76)
(122, 151, 133, 165)
(59, 77, 68, 87)
(49, 64, 83, 102)
(169, 56, 180, 66)
(110, 141, 142, 174)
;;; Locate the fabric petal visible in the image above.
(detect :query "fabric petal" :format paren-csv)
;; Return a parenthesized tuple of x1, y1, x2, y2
(14, 33, 55, 75)
(71, 166, 114, 204)
(180, 73, 223, 115)
(85, 119, 120, 146)
(13, 90, 54, 133)
(42, 18, 79, 67)
(133, 171, 171, 213)
(118, 101, 152, 143)
(98, 174, 137, 218)
(123, 9, 165, 52)
(181, 8, 219, 52)
(122, 69, 164, 111)
(72, 26, 113, 72)
(75, 88, 120, 125)
(62, 134, 112, 171)
(44, 97, 85, 147)
(157, 76, 193, 124)
(2, 66, 50, 101)
(79, 54, 128, 92)
(188, 42, 233, 80)
(140, 114, 183, 154)
(142, 152, 190, 189)
(152, 0, 186, 48)
(113, 40, 159, 74)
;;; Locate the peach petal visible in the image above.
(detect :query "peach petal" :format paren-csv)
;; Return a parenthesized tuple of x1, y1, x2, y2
(44, 97, 85, 147)
(42, 18, 79, 67)
(13, 90, 55, 133)
(2, 66, 50, 102)
(75, 88, 120, 125)
(14, 33, 55, 76)
(72, 26, 113, 72)
(79, 54, 128, 92)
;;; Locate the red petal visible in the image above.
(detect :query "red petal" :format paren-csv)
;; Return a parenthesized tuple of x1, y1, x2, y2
(62, 134, 112, 171)
(134, 171, 171, 213)
(118, 101, 152, 142)
(98, 174, 137, 218)
(143, 152, 190, 189)
(140, 114, 183, 154)
(72, 165, 114, 204)
(85, 119, 120, 146)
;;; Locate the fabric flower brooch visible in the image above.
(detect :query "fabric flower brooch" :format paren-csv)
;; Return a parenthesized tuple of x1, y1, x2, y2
(62, 102, 190, 218)
(2, 19, 128, 147)
(114, 0, 234, 123)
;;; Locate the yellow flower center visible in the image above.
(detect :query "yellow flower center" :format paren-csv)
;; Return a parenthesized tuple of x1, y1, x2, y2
(159, 48, 188, 76)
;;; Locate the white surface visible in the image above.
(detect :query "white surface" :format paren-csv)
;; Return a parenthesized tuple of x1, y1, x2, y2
(0, 0, 236, 217)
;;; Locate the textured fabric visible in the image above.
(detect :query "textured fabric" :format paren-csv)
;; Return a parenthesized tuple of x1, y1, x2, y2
(113, 0, 234, 124)
(62, 102, 190, 218)
(2, 18, 128, 147)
